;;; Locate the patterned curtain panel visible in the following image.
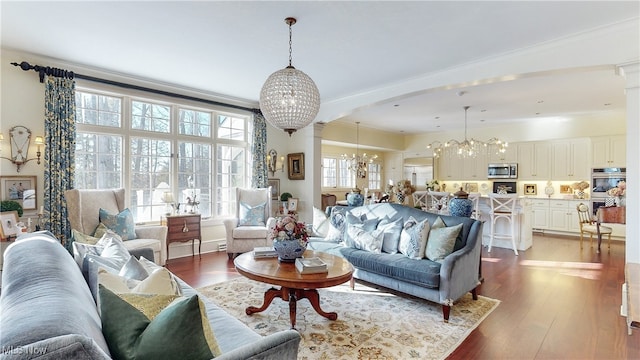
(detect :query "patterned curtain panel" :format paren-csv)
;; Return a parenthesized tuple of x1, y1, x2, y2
(43, 77, 76, 250)
(252, 113, 268, 188)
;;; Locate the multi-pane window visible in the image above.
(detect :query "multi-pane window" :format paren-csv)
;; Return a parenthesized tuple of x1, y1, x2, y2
(338, 159, 355, 189)
(74, 88, 251, 223)
(322, 158, 337, 188)
(367, 162, 381, 190)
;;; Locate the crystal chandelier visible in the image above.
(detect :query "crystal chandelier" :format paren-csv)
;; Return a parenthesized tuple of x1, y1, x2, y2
(341, 122, 378, 179)
(260, 17, 320, 136)
(427, 106, 508, 159)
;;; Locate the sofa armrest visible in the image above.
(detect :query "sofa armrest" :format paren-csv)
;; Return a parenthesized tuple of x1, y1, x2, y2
(135, 225, 167, 262)
(438, 221, 483, 302)
(129, 247, 155, 261)
(215, 330, 301, 360)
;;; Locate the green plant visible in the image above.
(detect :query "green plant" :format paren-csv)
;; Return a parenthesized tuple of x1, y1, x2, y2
(280, 192, 293, 202)
(0, 200, 23, 217)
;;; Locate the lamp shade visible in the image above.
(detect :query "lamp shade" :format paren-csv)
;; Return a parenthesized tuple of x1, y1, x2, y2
(260, 66, 320, 135)
(161, 191, 175, 203)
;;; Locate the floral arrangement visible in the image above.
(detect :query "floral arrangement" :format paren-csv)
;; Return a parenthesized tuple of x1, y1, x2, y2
(607, 180, 626, 197)
(386, 180, 416, 204)
(571, 181, 589, 191)
(269, 215, 309, 246)
(426, 179, 440, 191)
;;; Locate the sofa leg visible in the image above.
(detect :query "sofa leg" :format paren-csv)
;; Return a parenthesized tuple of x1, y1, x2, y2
(442, 305, 450, 322)
(471, 287, 479, 300)
(350, 277, 355, 290)
(227, 253, 234, 260)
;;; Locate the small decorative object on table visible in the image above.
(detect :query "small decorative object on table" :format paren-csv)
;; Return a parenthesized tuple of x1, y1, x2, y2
(571, 181, 589, 199)
(449, 188, 473, 217)
(253, 246, 278, 259)
(386, 180, 416, 205)
(295, 257, 328, 274)
(270, 215, 309, 263)
(347, 187, 364, 206)
(544, 181, 554, 198)
(606, 180, 626, 207)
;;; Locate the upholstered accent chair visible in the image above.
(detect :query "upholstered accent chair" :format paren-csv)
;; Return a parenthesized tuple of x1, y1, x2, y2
(65, 188, 168, 265)
(223, 187, 275, 259)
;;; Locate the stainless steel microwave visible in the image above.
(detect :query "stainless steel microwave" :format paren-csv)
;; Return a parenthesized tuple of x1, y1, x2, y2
(488, 163, 518, 179)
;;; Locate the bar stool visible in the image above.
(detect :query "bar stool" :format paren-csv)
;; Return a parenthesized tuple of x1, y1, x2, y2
(427, 190, 451, 214)
(488, 193, 519, 255)
(468, 192, 481, 220)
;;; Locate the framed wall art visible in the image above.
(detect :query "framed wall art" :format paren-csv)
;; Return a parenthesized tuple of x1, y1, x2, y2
(268, 178, 280, 200)
(0, 211, 20, 240)
(524, 184, 537, 195)
(560, 185, 573, 194)
(287, 153, 305, 180)
(0, 176, 37, 210)
(288, 198, 299, 212)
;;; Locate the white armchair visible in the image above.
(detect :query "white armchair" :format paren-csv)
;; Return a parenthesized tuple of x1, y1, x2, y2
(223, 187, 275, 259)
(64, 189, 168, 265)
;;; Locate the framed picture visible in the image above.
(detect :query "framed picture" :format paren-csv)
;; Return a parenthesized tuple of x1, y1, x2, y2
(288, 198, 299, 212)
(287, 153, 305, 180)
(524, 184, 537, 195)
(267, 178, 280, 200)
(560, 185, 573, 194)
(0, 211, 20, 240)
(0, 176, 37, 210)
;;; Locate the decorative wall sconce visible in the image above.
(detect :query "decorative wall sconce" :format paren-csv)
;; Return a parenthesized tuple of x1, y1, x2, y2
(267, 149, 285, 176)
(0, 126, 44, 172)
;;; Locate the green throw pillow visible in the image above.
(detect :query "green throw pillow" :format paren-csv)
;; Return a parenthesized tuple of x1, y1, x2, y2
(99, 208, 137, 240)
(99, 285, 221, 360)
(426, 223, 463, 263)
(71, 229, 100, 245)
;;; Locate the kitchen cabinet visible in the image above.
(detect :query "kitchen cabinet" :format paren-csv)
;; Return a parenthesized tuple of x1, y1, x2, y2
(488, 144, 517, 163)
(551, 139, 590, 180)
(517, 142, 551, 179)
(592, 135, 626, 168)
(462, 151, 487, 180)
(531, 199, 550, 230)
(436, 147, 462, 180)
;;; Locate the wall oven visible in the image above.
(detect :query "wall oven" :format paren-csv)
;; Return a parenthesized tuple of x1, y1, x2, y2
(591, 167, 626, 199)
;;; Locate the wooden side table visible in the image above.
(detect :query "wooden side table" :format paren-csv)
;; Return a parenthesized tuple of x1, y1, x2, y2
(162, 214, 201, 259)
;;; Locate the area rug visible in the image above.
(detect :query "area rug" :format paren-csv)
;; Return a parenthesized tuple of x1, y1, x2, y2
(197, 277, 499, 360)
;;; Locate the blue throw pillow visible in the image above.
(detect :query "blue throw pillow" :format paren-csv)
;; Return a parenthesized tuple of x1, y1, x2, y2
(238, 201, 266, 226)
(344, 213, 379, 247)
(377, 216, 403, 254)
(398, 216, 430, 259)
(99, 208, 136, 241)
(324, 207, 349, 243)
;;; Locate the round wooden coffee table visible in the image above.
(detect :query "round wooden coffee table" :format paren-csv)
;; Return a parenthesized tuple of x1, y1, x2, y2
(234, 250, 353, 329)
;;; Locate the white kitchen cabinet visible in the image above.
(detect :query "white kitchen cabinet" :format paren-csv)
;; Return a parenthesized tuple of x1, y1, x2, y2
(531, 199, 550, 230)
(517, 142, 551, 179)
(592, 135, 626, 168)
(551, 138, 590, 180)
(488, 144, 517, 163)
(436, 147, 462, 180)
(462, 151, 487, 180)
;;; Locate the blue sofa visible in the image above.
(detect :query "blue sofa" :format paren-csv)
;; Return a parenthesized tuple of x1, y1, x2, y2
(308, 203, 483, 321)
(0, 232, 300, 359)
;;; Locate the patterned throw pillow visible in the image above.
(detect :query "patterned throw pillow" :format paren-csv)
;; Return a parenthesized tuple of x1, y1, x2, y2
(426, 223, 463, 263)
(99, 208, 137, 240)
(238, 201, 266, 226)
(398, 216, 430, 259)
(324, 207, 349, 243)
(346, 224, 384, 253)
(376, 216, 403, 254)
(343, 213, 379, 247)
(99, 286, 221, 360)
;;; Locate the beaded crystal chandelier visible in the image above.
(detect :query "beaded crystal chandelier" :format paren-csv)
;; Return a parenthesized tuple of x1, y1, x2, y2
(260, 17, 320, 136)
(342, 122, 378, 178)
(427, 106, 508, 159)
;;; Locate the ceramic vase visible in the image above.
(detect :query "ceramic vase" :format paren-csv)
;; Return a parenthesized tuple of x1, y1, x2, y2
(347, 189, 364, 207)
(273, 238, 307, 263)
(396, 193, 405, 204)
(449, 188, 473, 217)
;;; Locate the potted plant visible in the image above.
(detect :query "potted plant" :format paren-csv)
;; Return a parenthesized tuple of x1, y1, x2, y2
(0, 200, 23, 217)
(280, 192, 293, 214)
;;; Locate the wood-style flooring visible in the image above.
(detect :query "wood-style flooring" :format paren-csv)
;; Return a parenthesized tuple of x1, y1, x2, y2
(167, 234, 640, 359)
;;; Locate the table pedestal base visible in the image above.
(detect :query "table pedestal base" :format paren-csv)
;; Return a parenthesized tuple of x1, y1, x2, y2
(246, 286, 338, 329)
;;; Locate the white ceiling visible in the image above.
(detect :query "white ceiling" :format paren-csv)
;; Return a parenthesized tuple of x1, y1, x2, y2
(1, 1, 638, 135)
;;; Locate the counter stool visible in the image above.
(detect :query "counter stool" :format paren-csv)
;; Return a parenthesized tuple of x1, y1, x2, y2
(488, 193, 519, 255)
(468, 192, 481, 220)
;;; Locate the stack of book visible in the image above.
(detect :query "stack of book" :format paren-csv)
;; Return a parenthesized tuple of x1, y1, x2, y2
(253, 246, 278, 258)
(295, 257, 328, 274)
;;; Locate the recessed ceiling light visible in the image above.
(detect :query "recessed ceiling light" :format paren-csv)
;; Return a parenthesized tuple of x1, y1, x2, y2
(480, 119, 485, 122)
(435, 116, 440, 120)
(394, 104, 400, 107)
(604, 103, 611, 106)
(480, 109, 487, 112)
(537, 100, 544, 103)
(536, 112, 541, 115)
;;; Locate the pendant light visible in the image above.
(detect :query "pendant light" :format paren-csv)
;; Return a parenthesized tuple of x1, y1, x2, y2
(260, 17, 321, 136)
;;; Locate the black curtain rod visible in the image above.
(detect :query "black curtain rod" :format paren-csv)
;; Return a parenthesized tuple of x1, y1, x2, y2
(11, 61, 260, 115)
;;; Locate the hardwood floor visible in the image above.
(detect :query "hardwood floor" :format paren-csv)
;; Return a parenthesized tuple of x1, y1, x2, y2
(167, 234, 640, 359)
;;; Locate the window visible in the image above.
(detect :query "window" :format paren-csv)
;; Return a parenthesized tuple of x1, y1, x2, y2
(367, 162, 381, 190)
(74, 88, 252, 222)
(322, 158, 337, 188)
(338, 159, 355, 189)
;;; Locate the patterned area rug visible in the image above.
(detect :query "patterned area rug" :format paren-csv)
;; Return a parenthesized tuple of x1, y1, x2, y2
(197, 277, 499, 360)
